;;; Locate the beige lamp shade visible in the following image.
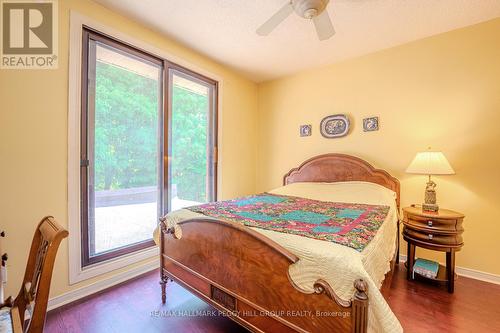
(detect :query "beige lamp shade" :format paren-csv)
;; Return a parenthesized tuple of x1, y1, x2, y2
(406, 151, 455, 175)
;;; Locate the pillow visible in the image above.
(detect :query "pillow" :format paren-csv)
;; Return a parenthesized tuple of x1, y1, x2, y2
(269, 181, 397, 207)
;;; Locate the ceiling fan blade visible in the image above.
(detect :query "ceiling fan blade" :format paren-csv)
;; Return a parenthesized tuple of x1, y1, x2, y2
(256, 2, 294, 36)
(312, 10, 335, 41)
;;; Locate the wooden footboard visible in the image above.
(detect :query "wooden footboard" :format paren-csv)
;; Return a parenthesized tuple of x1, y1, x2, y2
(160, 217, 369, 333)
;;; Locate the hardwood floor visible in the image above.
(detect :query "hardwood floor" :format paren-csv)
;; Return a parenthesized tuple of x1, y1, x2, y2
(385, 265, 500, 332)
(46, 264, 500, 333)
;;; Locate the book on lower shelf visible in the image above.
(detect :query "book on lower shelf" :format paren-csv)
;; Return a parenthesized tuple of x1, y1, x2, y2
(413, 258, 439, 279)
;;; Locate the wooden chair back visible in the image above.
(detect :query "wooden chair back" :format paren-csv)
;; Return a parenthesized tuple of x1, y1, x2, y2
(11, 216, 68, 333)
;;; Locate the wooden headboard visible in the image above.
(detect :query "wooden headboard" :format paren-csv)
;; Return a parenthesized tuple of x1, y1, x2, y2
(283, 153, 400, 208)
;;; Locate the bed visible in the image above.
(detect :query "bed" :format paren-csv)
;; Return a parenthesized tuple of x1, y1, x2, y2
(156, 154, 403, 333)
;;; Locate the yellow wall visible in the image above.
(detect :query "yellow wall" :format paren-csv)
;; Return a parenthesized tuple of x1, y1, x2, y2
(0, 0, 257, 298)
(257, 18, 500, 275)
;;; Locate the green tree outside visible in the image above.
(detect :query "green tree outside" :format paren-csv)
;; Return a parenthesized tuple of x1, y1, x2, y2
(94, 62, 208, 202)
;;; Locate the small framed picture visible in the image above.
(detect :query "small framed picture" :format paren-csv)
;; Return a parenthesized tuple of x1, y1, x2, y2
(363, 117, 379, 132)
(300, 125, 312, 137)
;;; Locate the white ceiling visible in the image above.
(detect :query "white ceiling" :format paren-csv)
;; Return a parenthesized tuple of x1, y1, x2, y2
(94, 0, 500, 82)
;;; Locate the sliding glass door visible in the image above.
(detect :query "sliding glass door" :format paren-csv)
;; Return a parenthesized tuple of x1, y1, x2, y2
(81, 28, 218, 267)
(81, 29, 163, 265)
(167, 66, 218, 211)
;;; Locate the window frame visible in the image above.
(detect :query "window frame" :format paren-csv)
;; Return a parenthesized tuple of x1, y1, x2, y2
(80, 27, 218, 267)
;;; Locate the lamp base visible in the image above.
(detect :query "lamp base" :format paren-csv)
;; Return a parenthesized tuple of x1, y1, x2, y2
(423, 203, 439, 212)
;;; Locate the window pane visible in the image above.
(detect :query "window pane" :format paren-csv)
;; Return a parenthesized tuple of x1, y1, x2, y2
(88, 41, 161, 257)
(170, 71, 215, 211)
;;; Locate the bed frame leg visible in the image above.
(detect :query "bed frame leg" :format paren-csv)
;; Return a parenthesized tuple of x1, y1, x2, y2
(351, 279, 368, 333)
(396, 220, 400, 265)
(160, 273, 168, 304)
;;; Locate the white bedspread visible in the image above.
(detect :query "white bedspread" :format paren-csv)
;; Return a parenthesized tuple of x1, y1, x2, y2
(154, 181, 403, 333)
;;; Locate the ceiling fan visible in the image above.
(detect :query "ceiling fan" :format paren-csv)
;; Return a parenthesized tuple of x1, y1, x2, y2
(256, 0, 335, 41)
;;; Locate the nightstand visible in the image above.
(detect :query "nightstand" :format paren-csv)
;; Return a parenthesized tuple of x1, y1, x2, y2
(402, 205, 464, 293)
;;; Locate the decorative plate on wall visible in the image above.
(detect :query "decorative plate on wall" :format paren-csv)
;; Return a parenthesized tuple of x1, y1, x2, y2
(320, 114, 350, 138)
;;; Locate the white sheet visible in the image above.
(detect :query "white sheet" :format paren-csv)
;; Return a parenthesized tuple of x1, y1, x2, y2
(155, 181, 403, 333)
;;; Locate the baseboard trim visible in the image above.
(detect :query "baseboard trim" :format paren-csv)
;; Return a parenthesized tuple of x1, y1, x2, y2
(48, 261, 159, 310)
(399, 254, 500, 285)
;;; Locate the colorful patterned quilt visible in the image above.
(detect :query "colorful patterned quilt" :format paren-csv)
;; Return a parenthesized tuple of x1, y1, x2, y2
(186, 193, 390, 251)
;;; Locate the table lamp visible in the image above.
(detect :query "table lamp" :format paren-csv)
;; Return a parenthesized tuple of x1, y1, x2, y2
(406, 149, 455, 212)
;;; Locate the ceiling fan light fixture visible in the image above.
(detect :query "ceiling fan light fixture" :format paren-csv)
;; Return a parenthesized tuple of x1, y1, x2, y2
(256, 0, 335, 41)
(293, 0, 329, 19)
(303, 8, 318, 19)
